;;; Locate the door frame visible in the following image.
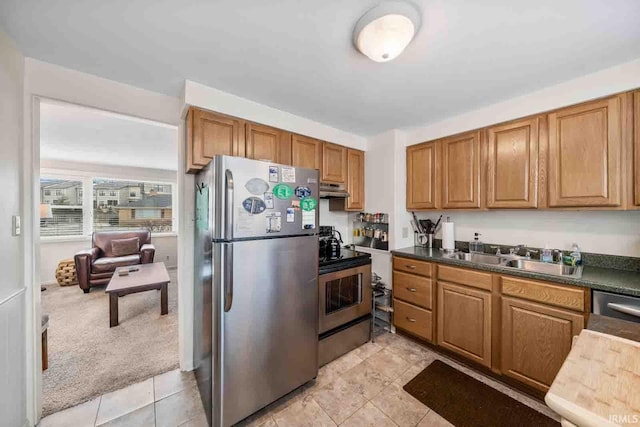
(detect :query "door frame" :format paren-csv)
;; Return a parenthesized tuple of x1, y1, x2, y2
(24, 95, 190, 424)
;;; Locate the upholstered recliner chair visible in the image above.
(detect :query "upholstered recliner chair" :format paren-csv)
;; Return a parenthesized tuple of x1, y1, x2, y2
(74, 230, 155, 293)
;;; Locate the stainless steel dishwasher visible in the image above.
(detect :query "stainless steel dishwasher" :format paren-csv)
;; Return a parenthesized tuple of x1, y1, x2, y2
(593, 290, 640, 324)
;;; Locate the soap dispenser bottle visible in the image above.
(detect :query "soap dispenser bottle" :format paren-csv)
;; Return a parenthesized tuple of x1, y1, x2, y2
(541, 244, 553, 263)
(469, 233, 484, 253)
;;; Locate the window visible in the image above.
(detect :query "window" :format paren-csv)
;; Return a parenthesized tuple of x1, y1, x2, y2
(93, 178, 172, 233)
(40, 178, 83, 237)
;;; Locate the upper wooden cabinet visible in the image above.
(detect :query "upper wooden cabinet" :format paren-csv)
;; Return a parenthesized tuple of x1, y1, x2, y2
(322, 142, 347, 183)
(634, 91, 640, 206)
(441, 131, 482, 209)
(547, 96, 623, 207)
(437, 281, 492, 367)
(486, 118, 539, 209)
(245, 123, 291, 165)
(501, 296, 584, 392)
(406, 141, 440, 210)
(291, 134, 323, 170)
(187, 108, 244, 172)
(345, 149, 365, 210)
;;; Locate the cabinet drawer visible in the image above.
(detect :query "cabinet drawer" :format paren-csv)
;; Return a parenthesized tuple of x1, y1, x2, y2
(394, 299, 433, 341)
(393, 271, 432, 309)
(393, 256, 433, 277)
(501, 276, 586, 312)
(437, 265, 493, 291)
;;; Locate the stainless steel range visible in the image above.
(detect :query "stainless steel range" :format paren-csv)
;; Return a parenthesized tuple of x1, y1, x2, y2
(318, 226, 372, 366)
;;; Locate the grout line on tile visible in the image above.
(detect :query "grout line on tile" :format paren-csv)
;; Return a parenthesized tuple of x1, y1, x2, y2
(93, 396, 102, 427)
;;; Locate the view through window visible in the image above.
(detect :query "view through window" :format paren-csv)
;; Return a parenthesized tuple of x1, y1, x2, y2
(40, 177, 173, 237)
(40, 178, 83, 237)
(92, 179, 173, 232)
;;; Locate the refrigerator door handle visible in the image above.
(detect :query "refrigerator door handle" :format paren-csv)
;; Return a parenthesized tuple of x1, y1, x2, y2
(225, 169, 234, 241)
(224, 243, 233, 312)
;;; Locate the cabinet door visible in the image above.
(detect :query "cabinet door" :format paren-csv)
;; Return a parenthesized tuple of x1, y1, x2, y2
(322, 142, 347, 183)
(441, 132, 481, 209)
(501, 297, 584, 392)
(548, 96, 622, 207)
(634, 91, 640, 206)
(345, 149, 365, 210)
(406, 141, 440, 209)
(190, 108, 244, 169)
(437, 281, 492, 367)
(486, 118, 539, 208)
(291, 134, 322, 170)
(245, 123, 291, 164)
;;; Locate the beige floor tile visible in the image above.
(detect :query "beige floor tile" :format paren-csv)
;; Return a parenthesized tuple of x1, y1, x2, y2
(39, 397, 101, 427)
(386, 337, 433, 364)
(370, 382, 429, 427)
(155, 385, 205, 427)
(350, 341, 383, 361)
(97, 403, 155, 427)
(178, 411, 209, 427)
(273, 395, 336, 427)
(342, 359, 393, 399)
(365, 348, 410, 380)
(394, 360, 434, 387)
(372, 332, 404, 348)
(312, 377, 368, 424)
(96, 378, 154, 425)
(154, 369, 197, 401)
(340, 401, 397, 427)
(417, 410, 454, 427)
(236, 384, 309, 426)
(316, 352, 363, 388)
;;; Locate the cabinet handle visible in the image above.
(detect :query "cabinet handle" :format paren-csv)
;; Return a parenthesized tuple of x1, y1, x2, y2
(406, 287, 417, 292)
(405, 265, 416, 269)
(406, 317, 416, 323)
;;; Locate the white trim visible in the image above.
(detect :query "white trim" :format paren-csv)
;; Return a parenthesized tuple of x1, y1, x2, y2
(24, 79, 183, 424)
(0, 286, 26, 307)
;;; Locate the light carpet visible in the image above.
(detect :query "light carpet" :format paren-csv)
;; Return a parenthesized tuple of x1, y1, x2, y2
(42, 269, 179, 416)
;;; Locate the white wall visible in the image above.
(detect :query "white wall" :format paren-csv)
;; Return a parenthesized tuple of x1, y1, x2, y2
(23, 58, 183, 424)
(183, 80, 368, 151)
(318, 199, 350, 242)
(384, 58, 640, 257)
(0, 29, 26, 427)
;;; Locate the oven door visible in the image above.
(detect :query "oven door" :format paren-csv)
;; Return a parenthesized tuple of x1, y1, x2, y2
(319, 264, 372, 334)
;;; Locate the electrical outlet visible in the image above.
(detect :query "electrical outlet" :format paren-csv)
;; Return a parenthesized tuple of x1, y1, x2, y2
(402, 227, 408, 238)
(12, 215, 21, 236)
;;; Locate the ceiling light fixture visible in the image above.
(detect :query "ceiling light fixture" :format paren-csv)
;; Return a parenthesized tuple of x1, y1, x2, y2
(353, 1, 421, 63)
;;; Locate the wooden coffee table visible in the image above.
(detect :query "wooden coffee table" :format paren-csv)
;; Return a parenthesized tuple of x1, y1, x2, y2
(105, 262, 170, 327)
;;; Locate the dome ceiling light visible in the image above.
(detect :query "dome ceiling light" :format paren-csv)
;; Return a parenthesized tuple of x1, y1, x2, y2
(353, 1, 421, 63)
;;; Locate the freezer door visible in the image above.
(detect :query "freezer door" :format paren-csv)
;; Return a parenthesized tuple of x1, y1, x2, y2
(213, 156, 319, 240)
(215, 235, 319, 426)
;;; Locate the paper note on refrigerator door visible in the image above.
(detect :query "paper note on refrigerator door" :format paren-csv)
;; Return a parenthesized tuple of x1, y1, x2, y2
(302, 209, 316, 230)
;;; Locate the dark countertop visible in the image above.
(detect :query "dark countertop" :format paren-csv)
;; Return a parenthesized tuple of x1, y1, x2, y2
(392, 246, 640, 297)
(588, 314, 640, 342)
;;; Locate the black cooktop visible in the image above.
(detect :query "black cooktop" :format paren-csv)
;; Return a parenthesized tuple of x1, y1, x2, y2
(319, 248, 371, 275)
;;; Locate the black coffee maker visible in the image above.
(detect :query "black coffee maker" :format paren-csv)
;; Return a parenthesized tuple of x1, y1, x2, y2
(319, 226, 343, 259)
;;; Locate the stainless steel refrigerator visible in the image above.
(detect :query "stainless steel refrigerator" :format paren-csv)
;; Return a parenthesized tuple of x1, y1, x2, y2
(194, 155, 319, 427)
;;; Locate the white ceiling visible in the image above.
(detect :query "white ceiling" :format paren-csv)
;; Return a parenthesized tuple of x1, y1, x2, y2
(40, 101, 178, 171)
(2, 0, 640, 136)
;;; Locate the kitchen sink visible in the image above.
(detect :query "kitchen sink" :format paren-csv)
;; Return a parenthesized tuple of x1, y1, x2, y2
(447, 252, 503, 265)
(503, 259, 581, 276)
(444, 251, 582, 277)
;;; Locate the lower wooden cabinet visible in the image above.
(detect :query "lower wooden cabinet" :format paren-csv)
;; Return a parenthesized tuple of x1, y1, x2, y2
(501, 296, 584, 392)
(394, 299, 433, 342)
(437, 281, 492, 367)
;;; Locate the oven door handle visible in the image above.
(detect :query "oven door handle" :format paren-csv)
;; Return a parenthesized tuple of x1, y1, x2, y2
(608, 302, 640, 319)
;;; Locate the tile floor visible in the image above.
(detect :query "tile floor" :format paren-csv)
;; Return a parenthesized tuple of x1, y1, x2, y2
(39, 332, 560, 427)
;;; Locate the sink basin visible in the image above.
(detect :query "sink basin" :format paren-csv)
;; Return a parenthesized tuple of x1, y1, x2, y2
(503, 259, 581, 277)
(447, 252, 503, 265)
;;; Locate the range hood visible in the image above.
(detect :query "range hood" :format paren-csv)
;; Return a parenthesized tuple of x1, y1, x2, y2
(319, 182, 350, 199)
